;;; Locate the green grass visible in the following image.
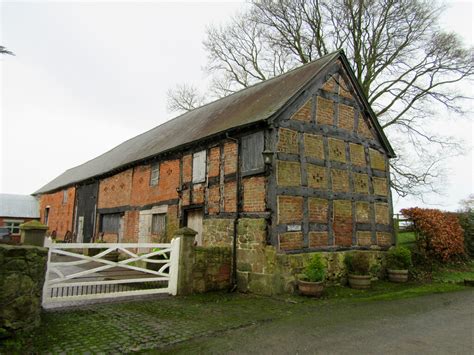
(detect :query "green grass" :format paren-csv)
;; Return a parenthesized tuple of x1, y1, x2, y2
(396, 231, 416, 250)
(320, 280, 465, 302)
(432, 260, 474, 283)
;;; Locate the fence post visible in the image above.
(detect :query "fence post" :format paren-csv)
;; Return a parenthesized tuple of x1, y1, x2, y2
(173, 227, 197, 296)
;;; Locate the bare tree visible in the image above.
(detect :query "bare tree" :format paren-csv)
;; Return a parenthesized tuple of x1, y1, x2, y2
(168, 0, 474, 197)
(166, 84, 205, 112)
(459, 194, 474, 212)
(0, 46, 14, 55)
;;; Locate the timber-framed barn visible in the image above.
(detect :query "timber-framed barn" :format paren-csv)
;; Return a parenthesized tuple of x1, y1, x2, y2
(35, 50, 396, 289)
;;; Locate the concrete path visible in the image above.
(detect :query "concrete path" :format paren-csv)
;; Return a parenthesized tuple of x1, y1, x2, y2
(167, 290, 474, 354)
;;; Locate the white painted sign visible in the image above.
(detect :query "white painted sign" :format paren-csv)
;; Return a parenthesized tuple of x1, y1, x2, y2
(287, 224, 302, 232)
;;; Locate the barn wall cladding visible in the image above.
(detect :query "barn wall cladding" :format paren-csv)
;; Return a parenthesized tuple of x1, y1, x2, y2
(34, 50, 395, 291)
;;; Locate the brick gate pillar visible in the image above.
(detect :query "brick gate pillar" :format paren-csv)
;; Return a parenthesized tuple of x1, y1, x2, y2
(174, 227, 197, 296)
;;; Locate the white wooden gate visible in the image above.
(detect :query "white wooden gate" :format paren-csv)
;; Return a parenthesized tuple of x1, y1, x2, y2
(42, 239, 180, 306)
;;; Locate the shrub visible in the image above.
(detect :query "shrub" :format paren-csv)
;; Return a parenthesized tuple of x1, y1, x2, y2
(386, 246, 412, 270)
(303, 254, 326, 282)
(401, 207, 465, 262)
(344, 252, 370, 275)
(457, 211, 474, 258)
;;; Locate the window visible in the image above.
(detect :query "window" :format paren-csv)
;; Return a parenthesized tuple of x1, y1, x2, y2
(192, 150, 206, 183)
(62, 189, 68, 204)
(151, 213, 166, 235)
(4, 220, 23, 235)
(44, 207, 50, 226)
(241, 131, 264, 174)
(150, 162, 160, 186)
(100, 213, 121, 234)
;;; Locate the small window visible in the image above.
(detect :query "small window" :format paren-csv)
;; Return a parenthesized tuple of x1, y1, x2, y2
(192, 150, 206, 183)
(150, 162, 160, 186)
(241, 132, 264, 174)
(4, 220, 23, 235)
(151, 213, 166, 235)
(101, 214, 121, 234)
(62, 189, 68, 204)
(44, 207, 50, 226)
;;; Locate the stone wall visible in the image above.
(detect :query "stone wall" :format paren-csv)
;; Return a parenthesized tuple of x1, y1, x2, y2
(237, 247, 386, 296)
(202, 219, 234, 247)
(192, 247, 231, 293)
(0, 245, 47, 338)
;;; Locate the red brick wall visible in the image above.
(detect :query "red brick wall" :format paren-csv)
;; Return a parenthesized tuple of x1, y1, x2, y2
(208, 146, 220, 178)
(98, 169, 133, 208)
(223, 142, 238, 175)
(130, 159, 180, 206)
(242, 176, 266, 212)
(39, 187, 75, 238)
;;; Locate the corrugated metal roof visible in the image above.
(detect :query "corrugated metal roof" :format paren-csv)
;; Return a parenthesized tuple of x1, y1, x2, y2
(0, 194, 40, 218)
(34, 51, 340, 194)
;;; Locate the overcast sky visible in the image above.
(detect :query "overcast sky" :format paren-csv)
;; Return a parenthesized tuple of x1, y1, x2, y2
(1, 0, 472, 212)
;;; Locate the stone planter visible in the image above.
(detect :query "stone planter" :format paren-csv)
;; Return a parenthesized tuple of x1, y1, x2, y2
(298, 280, 325, 297)
(387, 269, 409, 283)
(348, 274, 371, 289)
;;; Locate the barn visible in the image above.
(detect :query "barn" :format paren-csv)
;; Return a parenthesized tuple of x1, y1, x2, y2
(34, 50, 395, 293)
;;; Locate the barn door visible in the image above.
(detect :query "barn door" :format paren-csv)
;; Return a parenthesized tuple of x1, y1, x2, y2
(138, 211, 152, 254)
(74, 182, 98, 242)
(186, 209, 203, 246)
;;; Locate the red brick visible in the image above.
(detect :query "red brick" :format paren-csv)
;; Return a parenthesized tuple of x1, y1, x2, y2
(182, 154, 192, 183)
(223, 141, 238, 175)
(242, 176, 266, 212)
(291, 99, 312, 122)
(316, 96, 334, 125)
(277, 196, 303, 224)
(208, 146, 220, 178)
(279, 232, 303, 251)
(208, 185, 220, 215)
(309, 231, 328, 247)
(130, 159, 180, 206)
(224, 181, 237, 213)
(39, 187, 76, 238)
(98, 169, 133, 208)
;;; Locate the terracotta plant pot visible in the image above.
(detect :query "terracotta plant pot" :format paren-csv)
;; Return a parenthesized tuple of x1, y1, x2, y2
(348, 274, 371, 289)
(298, 280, 325, 297)
(387, 269, 408, 283)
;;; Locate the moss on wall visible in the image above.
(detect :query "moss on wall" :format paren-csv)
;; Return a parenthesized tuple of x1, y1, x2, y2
(0, 245, 47, 339)
(192, 247, 232, 293)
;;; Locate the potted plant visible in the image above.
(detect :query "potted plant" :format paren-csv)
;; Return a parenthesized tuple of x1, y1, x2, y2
(298, 254, 326, 297)
(344, 252, 371, 289)
(386, 246, 412, 282)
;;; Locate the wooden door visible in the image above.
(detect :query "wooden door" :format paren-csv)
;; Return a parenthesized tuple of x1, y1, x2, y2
(186, 209, 203, 246)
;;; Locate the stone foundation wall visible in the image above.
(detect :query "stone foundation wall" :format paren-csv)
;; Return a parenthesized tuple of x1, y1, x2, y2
(192, 247, 232, 293)
(238, 247, 386, 296)
(0, 245, 47, 338)
(202, 219, 234, 247)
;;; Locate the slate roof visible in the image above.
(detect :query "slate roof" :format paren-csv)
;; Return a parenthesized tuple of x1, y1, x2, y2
(34, 50, 394, 194)
(0, 194, 40, 218)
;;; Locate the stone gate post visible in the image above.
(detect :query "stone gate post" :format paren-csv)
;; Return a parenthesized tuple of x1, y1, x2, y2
(173, 227, 197, 296)
(20, 221, 48, 247)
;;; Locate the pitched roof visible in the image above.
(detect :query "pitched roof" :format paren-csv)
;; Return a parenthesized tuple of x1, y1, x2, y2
(34, 50, 394, 194)
(0, 194, 40, 218)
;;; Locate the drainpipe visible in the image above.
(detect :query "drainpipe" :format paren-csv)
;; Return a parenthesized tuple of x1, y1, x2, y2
(226, 134, 240, 292)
